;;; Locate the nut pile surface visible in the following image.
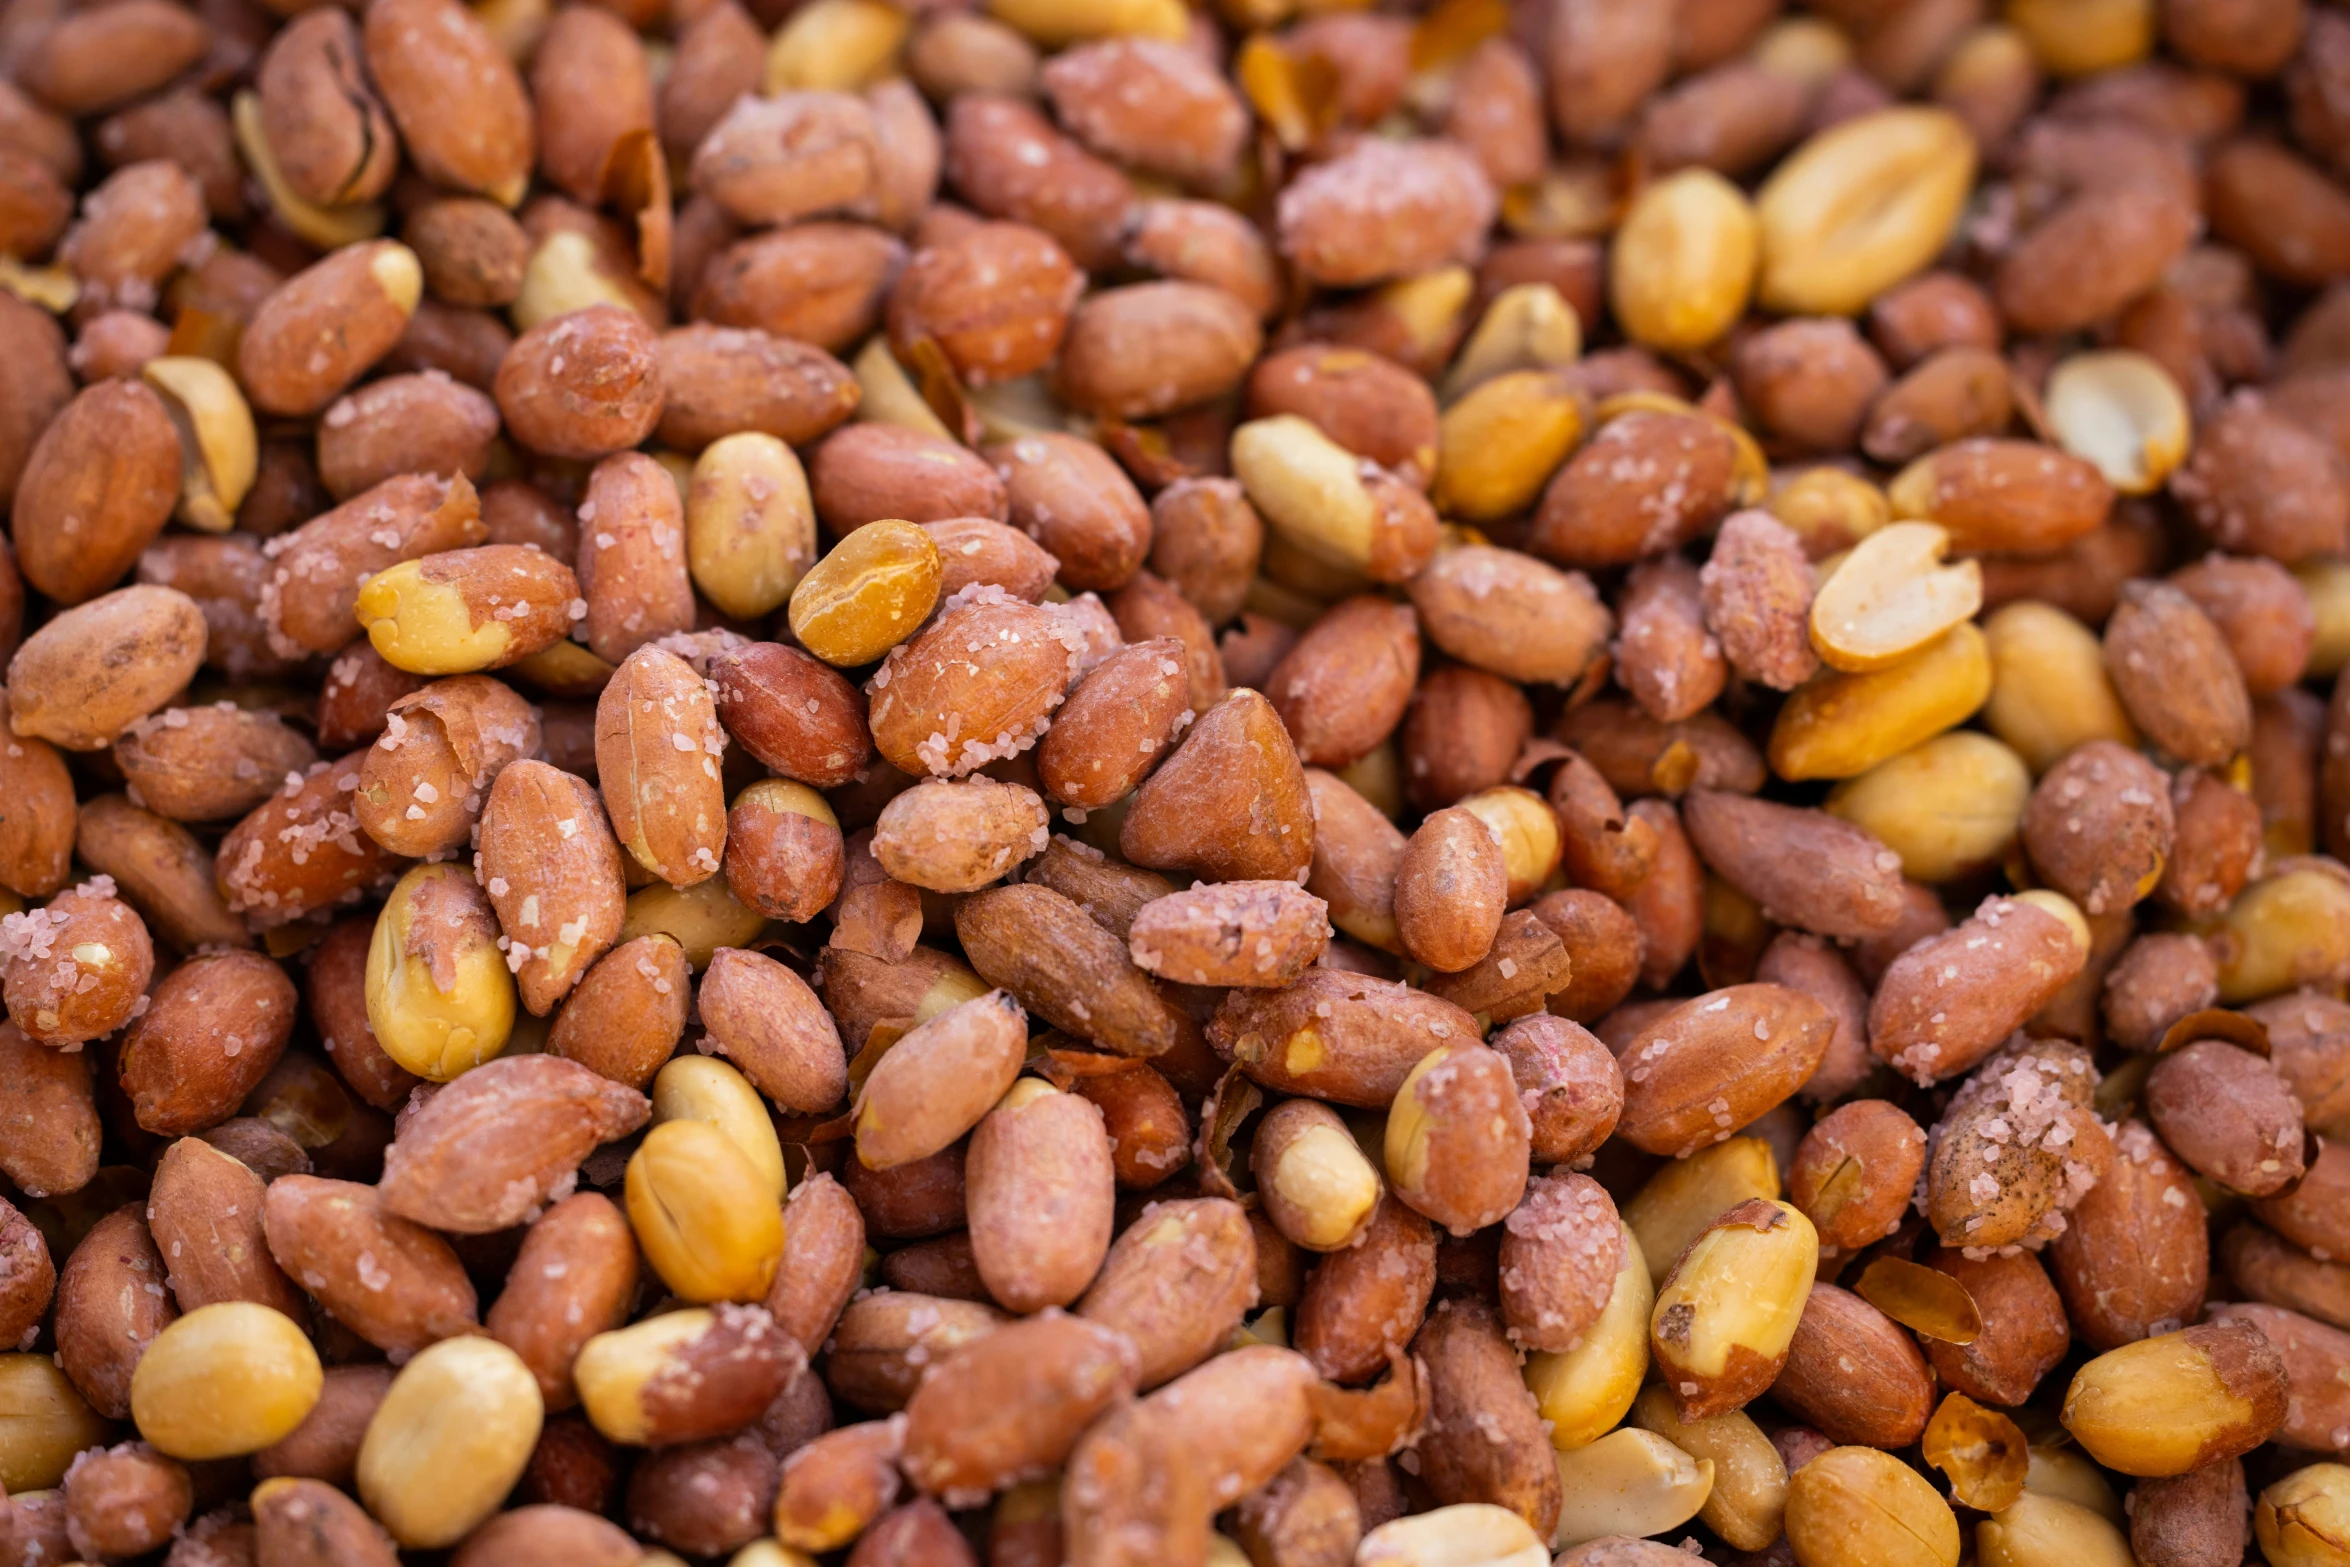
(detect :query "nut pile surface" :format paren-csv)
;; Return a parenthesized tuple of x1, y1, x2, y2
(4, 0, 2350, 1563)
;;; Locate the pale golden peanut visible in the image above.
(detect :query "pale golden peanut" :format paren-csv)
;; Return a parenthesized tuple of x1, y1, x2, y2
(2207, 861, 2350, 1003)
(1611, 169, 1758, 352)
(1547, 1426, 1715, 1552)
(1825, 732, 2031, 882)
(1809, 522, 1981, 673)
(357, 1336, 543, 1548)
(2258, 1464, 2350, 1567)
(789, 518, 943, 668)
(0, 1355, 108, 1492)
(2061, 1321, 2289, 1477)
(1230, 415, 1440, 585)
(1623, 1137, 1781, 1291)
(1252, 1098, 1382, 1251)
(2044, 350, 2192, 496)
(364, 863, 516, 1082)
(1784, 1446, 1961, 1567)
(141, 355, 256, 533)
(652, 1055, 787, 1200)
(624, 1119, 785, 1303)
(1982, 601, 2138, 773)
(130, 1303, 321, 1461)
(1769, 621, 1992, 781)
(1649, 1199, 1818, 1420)
(1755, 107, 1977, 315)
(687, 433, 817, 620)
(351, 546, 580, 676)
(1523, 1231, 1652, 1452)
(1629, 1388, 1787, 1552)
(572, 1305, 795, 1447)
(1432, 369, 1586, 523)
(1356, 1505, 1549, 1567)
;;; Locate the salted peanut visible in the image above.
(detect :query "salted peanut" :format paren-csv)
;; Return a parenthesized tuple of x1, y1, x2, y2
(54, 1206, 175, 1423)
(1615, 985, 1833, 1157)
(966, 1078, 1115, 1312)
(773, 1421, 903, 1552)
(1546, 1426, 1712, 1552)
(941, 93, 1131, 273)
(380, 1055, 647, 1234)
(2226, 1222, 2350, 1329)
(1246, 344, 1439, 484)
(1483, 1016, 1618, 1166)
(872, 777, 1047, 894)
(2100, 934, 2223, 1055)
(1356, 1504, 1547, 1567)
(363, 0, 531, 202)
(692, 218, 905, 351)
(1122, 688, 1316, 885)
(235, 243, 421, 418)
(573, 1305, 795, 1449)
(7, 380, 171, 605)
(1856, 343, 2011, 466)
(493, 305, 664, 461)
(722, 778, 843, 925)
(262, 1172, 479, 1356)
(1683, 791, 1906, 940)
(1982, 602, 2138, 774)
(2103, 581, 2253, 768)
(350, 546, 577, 679)
(1067, 1198, 1250, 1389)
(1626, 798, 1704, 990)
(313, 374, 497, 505)
(866, 592, 1079, 778)
(0, 1020, 92, 1199)
(1057, 282, 1261, 423)
(1528, 409, 1751, 571)
(107, 705, 312, 825)
(1392, 807, 1507, 975)
(593, 645, 727, 887)
(262, 472, 487, 657)
(1868, 889, 2089, 1082)
(954, 883, 1181, 1059)
(1784, 1446, 1961, 1567)
(354, 677, 539, 859)
(1144, 482, 1259, 630)
(694, 947, 846, 1113)
(898, 1311, 1138, 1502)
(542, 934, 686, 1091)
(1494, 1173, 1623, 1356)
(831, 1291, 1006, 1413)
(481, 1194, 638, 1411)
(1035, 637, 1193, 811)
(2063, 1320, 2287, 1478)
(575, 454, 694, 667)
(623, 1437, 778, 1558)
(2210, 1302, 2350, 1458)
(0, 879, 151, 1047)
(1382, 1043, 1531, 1236)
(2148, 1038, 2307, 1197)
(1927, 1035, 2113, 1250)
(1698, 509, 1817, 690)
(854, 990, 1026, 1171)
(983, 433, 1149, 594)
(1303, 767, 1404, 952)
(1884, 440, 2116, 563)
(887, 222, 1077, 390)
(363, 862, 516, 1081)
(7, 584, 206, 751)
(1753, 106, 1975, 315)
(624, 1120, 785, 1305)
(708, 643, 870, 790)
(61, 1442, 193, 1560)
(1267, 597, 1419, 770)
(403, 198, 528, 308)
(2127, 1459, 2249, 1567)
(476, 760, 626, 1014)
(1230, 416, 1440, 586)
(2035, 349, 2195, 497)
(2171, 395, 2350, 566)
(117, 952, 295, 1137)
(2254, 1138, 2350, 1258)
(691, 91, 878, 228)
(1124, 882, 1327, 991)
(1401, 1298, 1555, 1534)
(124, 1304, 319, 1465)
(1403, 546, 1611, 690)
(2021, 740, 2175, 915)
(1789, 1101, 1928, 1252)
(1274, 137, 1495, 290)
(1772, 1284, 1935, 1449)
(812, 426, 1005, 538)
(1290, 1189, 1437, 1386)
(1649, 1199, 1818, 1420)
(357, 1336, 543, 1549)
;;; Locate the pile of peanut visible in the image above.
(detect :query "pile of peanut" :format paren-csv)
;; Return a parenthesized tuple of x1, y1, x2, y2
(6, 0, 2350, 1562)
